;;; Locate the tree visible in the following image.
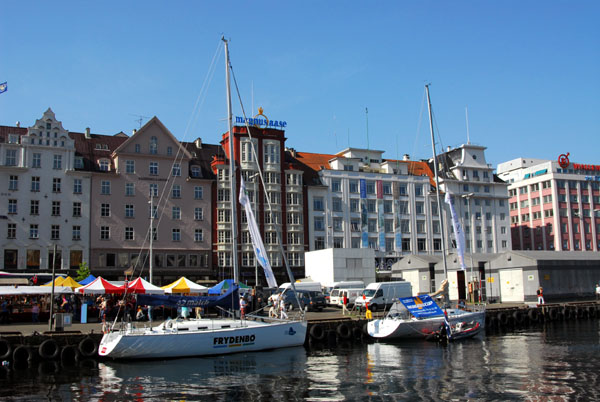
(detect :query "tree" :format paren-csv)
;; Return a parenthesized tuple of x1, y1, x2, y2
(75, 262, 90, 282)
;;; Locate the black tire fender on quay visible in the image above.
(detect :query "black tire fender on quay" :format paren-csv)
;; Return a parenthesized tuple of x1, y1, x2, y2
(512, 310, 525, 325)
(548, 307, 559, 321)
(78, 337, 98, 357)
(39, 339, 60, 360)
(336, 322, 352, 339)
(527, 309, 540, 323)
(0, 338, 12, 360)
(13, 345, 32, 362)
(498, 312, 509, 327)
(309, 324, 325, 341)
(587, 306, 597, 319)
(60, 345, 79, 365)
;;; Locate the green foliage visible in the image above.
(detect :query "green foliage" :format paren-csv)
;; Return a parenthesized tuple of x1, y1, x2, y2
(75, 261, 90, 281)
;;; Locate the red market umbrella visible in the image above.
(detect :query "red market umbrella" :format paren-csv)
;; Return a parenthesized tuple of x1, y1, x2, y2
(76, 276, 124, 295)
(121, 277, 164, 295)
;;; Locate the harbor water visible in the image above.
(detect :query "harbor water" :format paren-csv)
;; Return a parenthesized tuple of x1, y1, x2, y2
(1, 319, 599, 401)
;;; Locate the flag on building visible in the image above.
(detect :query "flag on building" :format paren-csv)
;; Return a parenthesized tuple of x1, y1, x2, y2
(0, 82, 7, 94)
(239, 177, 278, 288)
(444, 191, 467, 270)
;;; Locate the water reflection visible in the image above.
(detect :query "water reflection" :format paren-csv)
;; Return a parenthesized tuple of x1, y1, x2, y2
(0, 320, 599, 401)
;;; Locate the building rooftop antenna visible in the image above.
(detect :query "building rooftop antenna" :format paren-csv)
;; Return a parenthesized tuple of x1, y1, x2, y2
(130, 114, 151, 129)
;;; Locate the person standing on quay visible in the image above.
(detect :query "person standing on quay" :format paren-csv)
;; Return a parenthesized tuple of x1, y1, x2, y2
(595, 283, 600, 300)
(342, 292, 349, 316)
(537, 287, 545, 306)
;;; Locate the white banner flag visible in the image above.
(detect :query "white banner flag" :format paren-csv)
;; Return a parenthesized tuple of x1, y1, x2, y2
(444, 192, 467, 270)
(239, 177, 278, 288)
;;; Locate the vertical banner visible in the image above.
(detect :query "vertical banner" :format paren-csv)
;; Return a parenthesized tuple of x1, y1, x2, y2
(239, 177, 278, 288)
(377, 180, 385, 252)
(444, 191, 467, 270)
(393, 182, 402, 251)
(360, 179, 368, 248)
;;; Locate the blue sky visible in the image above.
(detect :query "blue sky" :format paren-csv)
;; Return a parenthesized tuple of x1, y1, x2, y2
(1, 1, 598, 168)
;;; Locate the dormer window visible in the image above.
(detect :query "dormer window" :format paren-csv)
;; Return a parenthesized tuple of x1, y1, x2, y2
(46, 123, 51, 129)
(191, 166, 201, 177)
(8, 134, 19, 144)
(98, 159, 110, 171)
(150, 136, 158, 155)
(135, 144, 141, 153)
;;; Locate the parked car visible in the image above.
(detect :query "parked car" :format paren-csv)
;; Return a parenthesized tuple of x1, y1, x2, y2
(281, 290, 326, 312)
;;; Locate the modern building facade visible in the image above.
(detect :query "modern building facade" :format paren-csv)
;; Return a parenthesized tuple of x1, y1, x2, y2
(497, 156, 600, 251)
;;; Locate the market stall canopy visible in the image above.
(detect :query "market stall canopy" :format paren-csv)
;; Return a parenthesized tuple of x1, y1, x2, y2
(78, 274, 96, 286)
(76, 277, 124, 295)
(0, 286, 74, 295)
(122, 277, 164, 294)
(57, 276, 82, 290)
(208, 279, 250, 295)
(161, 277, 208, 294)
(42, 276, 67, 286)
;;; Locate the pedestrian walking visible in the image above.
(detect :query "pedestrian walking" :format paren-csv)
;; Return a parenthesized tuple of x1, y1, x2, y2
(342, 292, 349, 316)
(537, 287, 545, 306)
(279, 295, 288, 320)
(32, 303, 40, 323)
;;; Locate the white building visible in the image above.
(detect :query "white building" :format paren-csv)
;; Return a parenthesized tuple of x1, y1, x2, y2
(0, 109, 90, 272)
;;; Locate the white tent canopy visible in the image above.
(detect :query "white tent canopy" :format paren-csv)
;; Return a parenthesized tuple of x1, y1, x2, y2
(0, 286, 74, 295)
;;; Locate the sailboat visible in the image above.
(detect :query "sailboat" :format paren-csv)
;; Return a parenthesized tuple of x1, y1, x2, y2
(367, 85, 485, 341)
(98, 38, 307, 359)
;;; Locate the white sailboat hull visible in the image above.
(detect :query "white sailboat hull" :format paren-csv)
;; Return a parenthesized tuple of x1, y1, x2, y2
(99, 318, 307, 359)
(367, 309, 485, 340)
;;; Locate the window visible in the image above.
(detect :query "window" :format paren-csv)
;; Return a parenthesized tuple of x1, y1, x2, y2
(101, 180, 111, 195)
(124, 227, 134, 241)
(29, 224, 39, 239)
(125, 183, 134, 196)
(125, 204, 134, 218)
(171, 229, 181, 242)
(73, 179, 82, 194)
(314, 217, 325, 231)
(149, 162, 158, 176)
(401, 220, 410, 233)
(149, 205, 158, 218)
(126, 160, 135, 174)
(332, 197, 342, 212)
(315, 236, 325, 250)
(402, 238, 411, 251)
(417, 238, 426, 251)
(149, 184, 158, 198)
(167, 146, 173, 156)
(53, 154, 62, 169)
(8, 199, 17, 214)
(8, 175, 18, 191)
(75, 157, 83, 168)
(398, 184, 407, 196)
(333, 237, 344, 248)
(287, 212, 302, 225)
(72, 226, 81, 241)
(332, 217, 343, 232)
(349, 180, 359, 193)
(432, 220, 440, 234)
(241, 140, 255, 163)
(101, 203, 110, 217)
(265, 232, 278, 245)
(194, 207, 203, 221)
(194, 229, 203, 242)
(72, 202, 81, 217)
(383, 182, 392, 195)
(31, 177, 40, 192)
(368, 219, 377, 232)
(350, 199, 359, 212)
(264, 142, 280, 164)
(287, 193, 301, 205)
(52, 178, 61, 193)
(417, 220, 426, 234)
(172, 185, 181, 198)
(366, 181, 375, 194)
(149, 136, 158, 154)
(31, 200, 39, 215)
(367, 200, 376, 213)
(172, 206, 181, 220)
(218, 209, 231, 223)
(51, 225, 60, 240)
(415, 185, 423, 196)
(415, 201, 424, 214)
(384, 200, 392, 214)
(191, 166, 201, 178)
(194, 186, 203, 200)
(331, 179, 341, 192)
(135, 144, 141, 153)
(101, 226, 110, 240)
(98, 159, 110, 171)
(32, 153, 41, 168)
(7, 223, 16, 239)
(51, 201, 61, 216)
(5, 149, 17, 166)
(313, 197, 324, 211)
(172, 163, 181, 176)
(217, 189, 230, 202)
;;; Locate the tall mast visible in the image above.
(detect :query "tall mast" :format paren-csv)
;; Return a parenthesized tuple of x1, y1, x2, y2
(223, 37, 239, 284)
(425, 84, 448, 279)
(149, 193, 153, 284)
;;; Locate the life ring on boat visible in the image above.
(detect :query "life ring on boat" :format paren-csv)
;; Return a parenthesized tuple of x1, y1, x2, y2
(13, 345, 33, 363)
(60, 345, 79, 365)
(512, 310, 525, 325)
(548, 307, 559, 321)
(336, 323, 352, 340)
(78, 337, 98, 357)
(309, 324, 325, 341)
(527, 309, 540, 323)
(0, 338, 12, 360)
(39, 339, 59, 360)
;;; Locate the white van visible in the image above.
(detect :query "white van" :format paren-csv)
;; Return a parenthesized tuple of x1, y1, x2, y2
(330, 288, 364, 308)
(354, 281, 412, 312)
(326, 281, 365, 305)
(277, 281, 322, 293)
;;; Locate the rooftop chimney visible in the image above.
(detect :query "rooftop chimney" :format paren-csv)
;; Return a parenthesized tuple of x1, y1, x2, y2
(447, 146, 451, 152)
(132, 129, 137, 135)
(85, 127, 91, 139)
(15, 121, 20, 128)
(195, 138, 202, 149)
(403, 154, 410, 161)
